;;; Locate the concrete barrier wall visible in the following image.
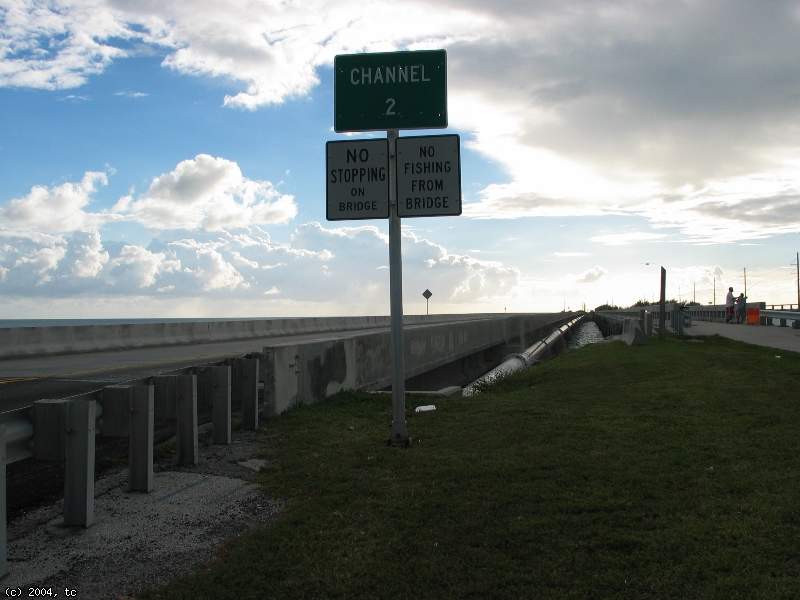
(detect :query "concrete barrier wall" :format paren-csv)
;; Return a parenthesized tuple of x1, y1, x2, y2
(267, 313, 575, 413)
(0, 314, 504, 360)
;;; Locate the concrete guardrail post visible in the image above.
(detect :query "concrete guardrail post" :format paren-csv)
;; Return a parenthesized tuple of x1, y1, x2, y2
(175, 375, 198, 466)
(198, 366, 231, 445)
(233, 358, 259, 430)
(64, 396, 96, 528)
(130, 385, 154, 492)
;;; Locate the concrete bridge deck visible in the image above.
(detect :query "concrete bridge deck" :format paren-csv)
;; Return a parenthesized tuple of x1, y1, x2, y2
(685, 321, 800, 354)
(0, 313, 574, 413)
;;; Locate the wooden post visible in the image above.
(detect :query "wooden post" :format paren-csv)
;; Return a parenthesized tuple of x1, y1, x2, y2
(129, 385, 154, 492)
(175, 375, 198, 466)
(33, 398, 68, 461)
(233, 358, 259, 430)
(198, 366, 231, 445)
(100, 385, 131, 437)
(152, 375, 177, 423)
(261, 348, 276, 418)
(64, 396, 95, 528)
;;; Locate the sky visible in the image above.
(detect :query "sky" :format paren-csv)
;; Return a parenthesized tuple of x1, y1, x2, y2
(1, 0, 799, 318)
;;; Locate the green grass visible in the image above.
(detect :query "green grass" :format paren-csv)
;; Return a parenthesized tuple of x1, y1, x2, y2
(145, 335, 800, 599)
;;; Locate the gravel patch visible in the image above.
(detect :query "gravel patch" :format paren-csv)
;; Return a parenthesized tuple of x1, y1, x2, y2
(4, 429, 281, 599)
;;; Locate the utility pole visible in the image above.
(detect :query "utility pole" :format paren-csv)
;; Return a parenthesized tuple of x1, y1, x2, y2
(693, 282, 696, 303)
(713, 276, 716, 305)
(659, 267, 666, 338)
(743, 267, 747, 300)
(795, 252, 799, 309)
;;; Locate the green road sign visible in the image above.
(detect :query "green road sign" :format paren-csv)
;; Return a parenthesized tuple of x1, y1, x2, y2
(334, 50, 447, 132)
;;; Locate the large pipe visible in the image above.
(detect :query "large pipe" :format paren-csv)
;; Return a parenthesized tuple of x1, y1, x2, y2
(463, 316, 584, 396)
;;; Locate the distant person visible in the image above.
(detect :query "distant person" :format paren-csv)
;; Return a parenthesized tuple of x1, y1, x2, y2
(725, 287, 735, 323)
(736, 293, 747, 324)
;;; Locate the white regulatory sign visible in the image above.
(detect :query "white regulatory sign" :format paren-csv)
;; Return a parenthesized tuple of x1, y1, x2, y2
(396, 134, 461, 218)
(326, 139, 390, 221)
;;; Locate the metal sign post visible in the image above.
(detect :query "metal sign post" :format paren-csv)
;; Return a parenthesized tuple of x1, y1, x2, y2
(330, 49, 456, 447)
(387, 129, 409, 445)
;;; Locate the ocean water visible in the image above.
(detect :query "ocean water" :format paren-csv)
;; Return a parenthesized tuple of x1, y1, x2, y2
(568, 321, 606, 349)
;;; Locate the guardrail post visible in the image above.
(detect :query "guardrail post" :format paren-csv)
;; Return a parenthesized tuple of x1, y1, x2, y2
(198, 366, 231, 445)
(64, 396, 95, 528)
(100, 385, 131, 437)
(33, 398, 68, 461)
(233, 358, 259, 430)
(175, 375, 198, 466)
(129, 384, 154, 492)
(0, 426, 7, 578)
(261, 348, 276, 417)
(152, 375, 177, 423)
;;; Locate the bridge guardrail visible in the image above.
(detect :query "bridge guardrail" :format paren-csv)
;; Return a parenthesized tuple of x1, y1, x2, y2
(0, 313, 575, 577)
(760, 309, 800, 328)
(0, 313, 503, 360)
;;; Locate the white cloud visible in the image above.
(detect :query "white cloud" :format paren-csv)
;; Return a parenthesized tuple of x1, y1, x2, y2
(576, 265, 607, 284)
(105, 245, 179, 289)
(114, 90, 148, 98)
(590, 232, 668, 247)
(116, 154, 297, 230)
(64, 231, 109, 278)
(0, 0, 135, 90)
(0, 171, 115, 234)
(59, 94, 91, 102)
(4, 0, 800, 246)
(0, 221, 520, 311)
(553, 251, 589, 258)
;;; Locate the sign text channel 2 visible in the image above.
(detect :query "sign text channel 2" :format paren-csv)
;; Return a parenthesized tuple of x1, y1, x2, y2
(334, 49, 447, 132)
(396, 134, 461, 217)
(326, 138, 389, 220)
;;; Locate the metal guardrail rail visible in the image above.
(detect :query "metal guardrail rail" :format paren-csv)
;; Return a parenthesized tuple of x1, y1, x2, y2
(761, 309, 800, 326)
(603, 302, 799, 331)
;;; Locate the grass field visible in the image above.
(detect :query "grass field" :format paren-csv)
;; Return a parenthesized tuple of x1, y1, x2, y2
(145, 335, 800, 599)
